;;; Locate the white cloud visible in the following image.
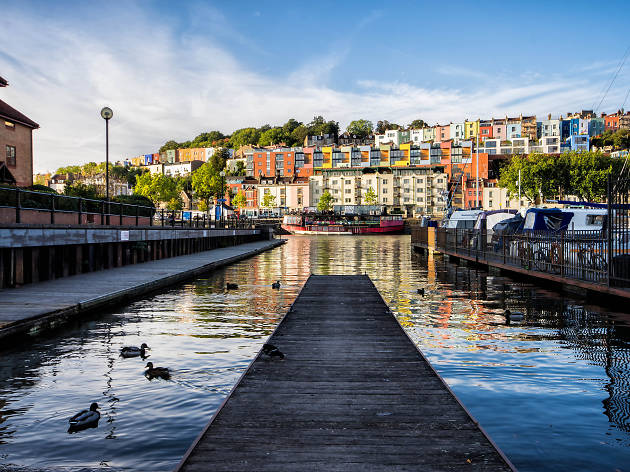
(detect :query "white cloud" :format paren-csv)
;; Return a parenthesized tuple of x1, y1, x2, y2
(1, 4, 628, 173)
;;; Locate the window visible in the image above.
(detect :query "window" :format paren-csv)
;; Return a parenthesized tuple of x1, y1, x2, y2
(6, 145, 16, 166)
(403, 179, 409, 184)
(345, 198, 351, 203)
(489, 191, 493, 198)
(417, 197, 423, 202)
(345, 179, 351, 184)
(383, 188, 388, 194)
(489, 200, 493, 207)
(383, 198, 388, 203)
(345, 188, 351, 194)
(333, 189, 339, 194)
(332, 180, 338, 185)
(404, 188, 410, 193)
(417, 188, 423, 193)
(404, 197, 410, 202)
(416, 178, 423, 183)
(383, 179, 388, 184)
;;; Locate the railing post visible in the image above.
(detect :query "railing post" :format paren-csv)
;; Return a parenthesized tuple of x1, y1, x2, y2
(135, 204, 139, 226)
(161, 209, 164, 227)
(560, 231, 565, 277)
(101, 200, 105, 225)
(78, 197, 83, 225)
(607, 174, 612, 287)
(50, 194, 55, 224)
(120, 202, 123, 225)
(149, 206, 153, 226)
(15, 188, 21, 224)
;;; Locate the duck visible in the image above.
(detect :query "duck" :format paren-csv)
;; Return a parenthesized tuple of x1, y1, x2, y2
(120, 343, 149, 358)
(145, 362, 170, 380)
(226, 283, 238, 290)
(262, 343, 285, 359)
(417, 288, 425, 296)
(505, 309, 524, 323)
(271, 280, 281, 290)
(69, 403, 100, 428)
(262, 343, 277, 354)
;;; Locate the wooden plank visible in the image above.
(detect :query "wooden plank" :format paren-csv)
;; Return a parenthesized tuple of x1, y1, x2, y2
(176, 275, 515, 471)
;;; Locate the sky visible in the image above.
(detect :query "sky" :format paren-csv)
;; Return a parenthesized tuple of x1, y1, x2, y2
(1, 0, 630, 173)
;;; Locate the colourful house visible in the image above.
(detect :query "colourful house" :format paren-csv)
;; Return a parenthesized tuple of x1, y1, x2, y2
(434, 124, 450, 142)
(464, 119, 479, 140)
(479, 120, 493, 141)
(450, 122, 465, 140)
(492, 119, 507, 141)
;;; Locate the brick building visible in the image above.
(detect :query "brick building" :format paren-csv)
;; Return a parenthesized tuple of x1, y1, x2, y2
(0, 76, 39, 187)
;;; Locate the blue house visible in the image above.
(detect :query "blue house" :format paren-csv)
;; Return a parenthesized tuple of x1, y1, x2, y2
(567, 134, 589, 152)
(560, 120, 571, 140)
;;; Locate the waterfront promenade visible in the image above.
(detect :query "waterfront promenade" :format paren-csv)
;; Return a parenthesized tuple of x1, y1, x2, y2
(0, 239, 284, 342)
(177, 275, 514, 471)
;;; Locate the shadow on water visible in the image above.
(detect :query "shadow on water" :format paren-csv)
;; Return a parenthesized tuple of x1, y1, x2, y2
(1, 235, 630, 471)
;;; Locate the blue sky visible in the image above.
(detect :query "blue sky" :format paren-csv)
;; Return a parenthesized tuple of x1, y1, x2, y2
(1, 0, 629, 172)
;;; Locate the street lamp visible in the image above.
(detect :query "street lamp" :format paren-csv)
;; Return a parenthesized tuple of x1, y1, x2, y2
(100, 107, 113, 223)
(219, 170, 226, 225)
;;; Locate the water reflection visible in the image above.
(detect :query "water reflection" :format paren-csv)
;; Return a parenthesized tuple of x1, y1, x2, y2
(0, 236, 630, 471)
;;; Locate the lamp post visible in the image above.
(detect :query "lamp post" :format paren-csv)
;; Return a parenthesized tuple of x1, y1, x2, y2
(100, 107, 113, 223)
(219, 170, 226, 226)
(476, 133, 480, 209)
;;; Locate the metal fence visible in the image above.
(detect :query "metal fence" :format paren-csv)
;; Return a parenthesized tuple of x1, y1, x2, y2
(0, 186, 251, 229)
(419, 226, 629, 289)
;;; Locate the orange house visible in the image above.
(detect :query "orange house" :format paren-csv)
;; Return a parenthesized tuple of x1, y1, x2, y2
(605, 114, 620, 131)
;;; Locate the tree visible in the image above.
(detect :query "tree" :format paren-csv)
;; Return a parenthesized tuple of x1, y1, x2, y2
(232, 190, 247, 212)
(209, 147, 229, 173)
(363, 186, 377, 205)
(227, 161, 246, 176)
(192, 131, 225, 148)
(409, 119, 429, 129)
(134, 172, 179, 206)
(192, 162, 224, 209)
(259, 127, 288, 146)
(159, 140, 181, 153)
(290, 124, 309, 146)
(262, 192, 276, 211)
(126, 167, 147, 187)
(229, 127, 260, 149)
(566, 151, 622, 201)
(317, 190, 334, 212)
(64, 182, 100, 199)
(346, 119, 374, 138)
(375, 120, 400, 134)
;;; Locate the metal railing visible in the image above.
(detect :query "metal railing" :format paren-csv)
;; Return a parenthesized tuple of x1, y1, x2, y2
(415, 226, 630, 290)
(0, 186, 252, 229)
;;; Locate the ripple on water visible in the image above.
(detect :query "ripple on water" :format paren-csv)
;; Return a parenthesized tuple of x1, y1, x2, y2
(1, 236, 630, 471)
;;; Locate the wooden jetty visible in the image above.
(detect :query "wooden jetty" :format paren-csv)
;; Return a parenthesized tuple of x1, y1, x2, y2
(176, 275, 515, 471)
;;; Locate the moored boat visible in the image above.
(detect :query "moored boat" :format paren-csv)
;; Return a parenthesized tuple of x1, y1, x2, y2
(282, 214, 404, 235)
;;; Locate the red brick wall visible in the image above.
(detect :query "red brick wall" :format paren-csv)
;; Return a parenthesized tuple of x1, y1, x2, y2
(0, 121, 34, 187)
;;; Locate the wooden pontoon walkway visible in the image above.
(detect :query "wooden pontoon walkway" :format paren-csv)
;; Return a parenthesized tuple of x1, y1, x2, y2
(176, 275, 515, 471)
(0, 239, 284, 342)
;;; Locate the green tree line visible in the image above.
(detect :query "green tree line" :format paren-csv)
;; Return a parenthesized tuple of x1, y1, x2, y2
(499, 151, 625, 203)
(158, 116, 430, 153)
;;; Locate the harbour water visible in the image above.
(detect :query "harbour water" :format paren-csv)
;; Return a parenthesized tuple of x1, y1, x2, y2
(1, 235, 630, 471)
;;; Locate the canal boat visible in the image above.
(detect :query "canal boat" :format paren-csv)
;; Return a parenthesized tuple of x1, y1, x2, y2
(443, 209, 484, 230)
(281, 214, 404, 235)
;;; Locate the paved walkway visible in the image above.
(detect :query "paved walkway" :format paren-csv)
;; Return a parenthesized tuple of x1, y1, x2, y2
(0, 239, 284, 340)
(176, 275, 515, 472)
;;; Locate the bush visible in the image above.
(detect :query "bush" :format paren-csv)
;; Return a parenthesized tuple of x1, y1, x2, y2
(113, 194, 155, 217)
(27, 184, 57, 194)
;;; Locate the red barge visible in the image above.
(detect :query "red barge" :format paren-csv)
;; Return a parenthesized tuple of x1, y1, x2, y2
(282, 215, 404, 235)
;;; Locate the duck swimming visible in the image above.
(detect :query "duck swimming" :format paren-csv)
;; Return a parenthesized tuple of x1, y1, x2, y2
(145, 362, 170, 380)
(121, 343, 149, 358)
(505, 309, 524, 324)
(69, 403, 100, 430)
(272, 280, 281, 289)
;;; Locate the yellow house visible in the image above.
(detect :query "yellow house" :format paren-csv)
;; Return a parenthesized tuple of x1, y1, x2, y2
(322, 146, 333, 169)
(464, 119, 480, 140)
(395, 143, 411, 166)
(379, 144, 392, 166)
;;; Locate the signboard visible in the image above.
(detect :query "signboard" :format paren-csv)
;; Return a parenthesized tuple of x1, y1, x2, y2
(120, 230, 129, 241)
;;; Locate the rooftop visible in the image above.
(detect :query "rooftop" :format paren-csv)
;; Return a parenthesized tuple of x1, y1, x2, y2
(0, 98, 39, 129)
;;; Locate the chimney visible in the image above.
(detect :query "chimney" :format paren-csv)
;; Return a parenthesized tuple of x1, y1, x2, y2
(548, 113, 551, 120)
